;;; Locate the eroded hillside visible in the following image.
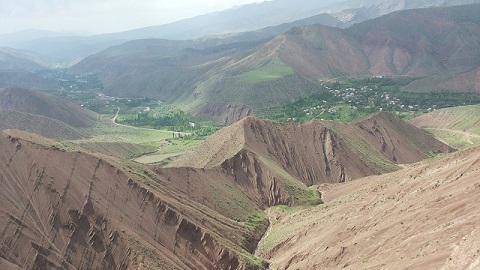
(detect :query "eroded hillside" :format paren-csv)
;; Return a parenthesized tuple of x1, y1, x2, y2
(173, 113, 452, 186)
(0, 130, 272, 270)
(0, 112, 464, 270)
(257, 146, 480, 269)
(0, 88, 97, 128)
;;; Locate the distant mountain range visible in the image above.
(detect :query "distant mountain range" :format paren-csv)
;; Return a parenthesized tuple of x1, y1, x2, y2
(1, 0, 478, 65)
(0, 48, 60, 90)
(72, 4, 480, 121)
(0, 47, 47, 72)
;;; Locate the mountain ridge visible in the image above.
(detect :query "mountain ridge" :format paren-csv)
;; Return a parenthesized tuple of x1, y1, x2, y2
(173, 112, 452, 185)
(73, 4, 480, 122)
(4, 0, 479, 65)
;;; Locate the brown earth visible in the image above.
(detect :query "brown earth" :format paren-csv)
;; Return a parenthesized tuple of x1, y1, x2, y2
(0, 130, 273, 270)
(174, 112, 452, 186)
(257, 146, 480, 270)
(0, 110, 84, 139)
(0, 88, 97, 128)
(0, 111, 460, 270)
(353, 112, 453, 163)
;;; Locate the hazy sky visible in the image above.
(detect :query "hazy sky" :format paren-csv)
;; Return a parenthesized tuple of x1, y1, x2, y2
(0, 0, 266, 35)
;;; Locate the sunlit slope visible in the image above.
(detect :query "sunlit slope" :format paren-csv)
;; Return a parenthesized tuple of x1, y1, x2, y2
(174, 113, 451, 185)
(0, 130, 270, 269)
(257, 146, 480, 269)
(411, 105, 480, 149)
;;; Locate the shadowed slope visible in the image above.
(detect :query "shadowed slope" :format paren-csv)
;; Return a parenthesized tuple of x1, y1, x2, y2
(0, 110, 84, 139)
(0, 88, 97, 128)
(0, 47, 46, 72)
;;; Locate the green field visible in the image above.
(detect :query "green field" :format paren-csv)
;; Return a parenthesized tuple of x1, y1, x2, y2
(67, 118, 209, 165)
(51, 88, 216, 163)
(134, 138, 202, 164)
(76, 124, 173, 147)
(238, 60, 294, 83)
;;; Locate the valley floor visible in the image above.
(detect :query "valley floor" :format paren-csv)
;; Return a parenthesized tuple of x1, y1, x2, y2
(64, 113, 202, 164)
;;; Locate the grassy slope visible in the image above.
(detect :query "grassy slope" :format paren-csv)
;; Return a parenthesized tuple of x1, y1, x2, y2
(134, 138, 202, 164)
(66, 119, 198, 163)
(258, 155, 322, 206)
(411, 105, 480, 149)
(74, 124, 173, 147)
(78, 141, 157, 159)
(237, 60, 294, 83)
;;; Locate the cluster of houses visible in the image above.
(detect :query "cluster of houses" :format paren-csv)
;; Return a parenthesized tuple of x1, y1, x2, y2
(293, 82, 440, 120)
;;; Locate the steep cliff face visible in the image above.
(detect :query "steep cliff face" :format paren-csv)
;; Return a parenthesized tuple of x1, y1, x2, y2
(0, 131, 268, 270)
(354, 112, 454, 163)
(242, 118, 376, 186)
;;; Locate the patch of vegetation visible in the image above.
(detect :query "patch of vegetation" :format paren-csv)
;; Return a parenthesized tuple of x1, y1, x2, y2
(257, 78, 480, 123)
(74, 124, 173, 148)
(238, 60, 294, 83)
(54, 141, 81, 152)
(244, 212, 268, 230)
(259, 156, 323, 206)
(271, 205, 312, 216)
(425, 128, 480, 150)
(134, 138, 202, 164)
(116, 103, 221, 139)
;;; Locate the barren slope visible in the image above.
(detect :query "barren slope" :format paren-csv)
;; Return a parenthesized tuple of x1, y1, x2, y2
(353, 112, 452, 163)
(257, 146, 480, 269)
(0, 71, 59, 90)
(0, 88, 97, 128)
(0, 110, 84, 139)
(0, 47, 46, 72)
(174, 113, 452, 187)
(0, 130, 273, 270)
